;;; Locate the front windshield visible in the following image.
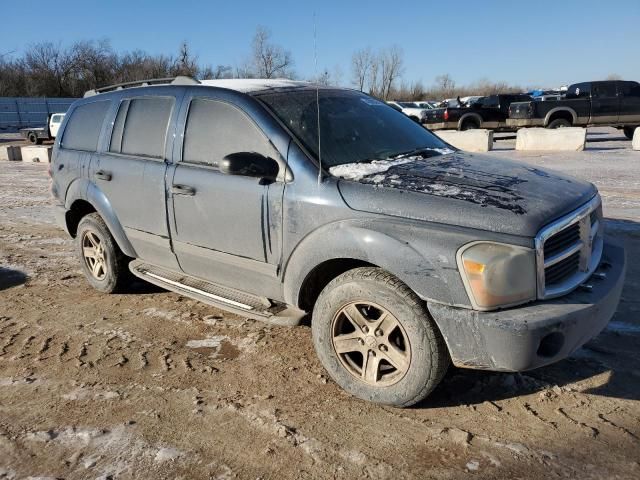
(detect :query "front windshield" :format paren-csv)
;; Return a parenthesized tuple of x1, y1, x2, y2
(256, 89, 450, 169)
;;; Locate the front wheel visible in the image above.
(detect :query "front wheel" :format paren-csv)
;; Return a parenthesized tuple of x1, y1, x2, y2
(312, 267, 450, 407)
(623, 126, 636, 140)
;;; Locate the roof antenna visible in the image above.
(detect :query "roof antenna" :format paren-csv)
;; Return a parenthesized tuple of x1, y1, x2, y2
(314, 11, 322, 185)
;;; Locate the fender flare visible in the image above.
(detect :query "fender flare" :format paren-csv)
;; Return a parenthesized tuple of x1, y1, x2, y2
(64, 179, 137, 258)
(544, 107, 577, 126)
(282, 221, 450, 309)
(457, 113, 483, 130)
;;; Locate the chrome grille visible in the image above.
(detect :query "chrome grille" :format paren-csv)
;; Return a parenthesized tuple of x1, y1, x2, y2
(535, 195, 604, 299)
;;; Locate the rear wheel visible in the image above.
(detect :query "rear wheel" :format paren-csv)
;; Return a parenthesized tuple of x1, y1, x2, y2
(76, 213, 130, 293)
(623, 126, 636, 139)
(27, 131, 41, 145)
(460, 120, 479, 131)
(547, 118, 571, 129)
(312, 267, 449, 407)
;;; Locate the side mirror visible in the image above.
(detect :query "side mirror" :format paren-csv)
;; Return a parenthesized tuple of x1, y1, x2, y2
(220, 152, 279, 180)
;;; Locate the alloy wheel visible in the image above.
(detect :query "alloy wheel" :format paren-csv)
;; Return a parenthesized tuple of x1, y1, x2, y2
(331, 301, 411, 386)
(82, 231, 107, 280)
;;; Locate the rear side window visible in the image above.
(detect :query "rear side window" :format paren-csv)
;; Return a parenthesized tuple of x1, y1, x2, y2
(62, 101, 109, 152)
(182, 98, 274, 166)
(109, 97, 174, 158)
(567, 83, 591, 98)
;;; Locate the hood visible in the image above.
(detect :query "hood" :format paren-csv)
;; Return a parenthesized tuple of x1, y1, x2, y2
(334, 152, 597, 238)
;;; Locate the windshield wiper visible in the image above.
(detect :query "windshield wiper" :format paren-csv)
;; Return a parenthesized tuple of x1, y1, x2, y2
(390, 147, 440, 159)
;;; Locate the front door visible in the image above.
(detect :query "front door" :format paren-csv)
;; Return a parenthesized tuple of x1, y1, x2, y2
(618, 81, 640, 125)
(168, 94, 285, 299)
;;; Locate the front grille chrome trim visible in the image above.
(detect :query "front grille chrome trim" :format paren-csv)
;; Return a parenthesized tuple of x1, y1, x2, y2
(535, 194, 603, 299)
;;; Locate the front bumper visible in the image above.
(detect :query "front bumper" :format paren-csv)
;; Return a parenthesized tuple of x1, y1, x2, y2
(428, 237, 625, 371)
(506, 118, 545, 128)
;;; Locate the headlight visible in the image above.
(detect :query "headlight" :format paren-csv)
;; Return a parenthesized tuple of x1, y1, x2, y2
(457, 241, 536, 310)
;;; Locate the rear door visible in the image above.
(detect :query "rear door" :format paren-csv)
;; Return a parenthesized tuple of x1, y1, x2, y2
(93, 92, 183, 269)
(167, 91, 286, 298)
(590, 82, 619, 124)
(617, 81, 640, 125)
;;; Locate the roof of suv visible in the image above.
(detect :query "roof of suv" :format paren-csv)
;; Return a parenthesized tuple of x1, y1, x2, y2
(199, 79, 313, 93)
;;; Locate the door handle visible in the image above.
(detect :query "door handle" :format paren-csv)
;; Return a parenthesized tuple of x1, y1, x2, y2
(171, 184, 196, 196)
(95, 170, 112, 181)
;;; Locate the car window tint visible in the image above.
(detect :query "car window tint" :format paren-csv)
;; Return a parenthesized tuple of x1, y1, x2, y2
(567, 83, 591, 98)
(183, 98, 274, 166)
(110, 97, 174, 158)
(621, 82, 640, 98)
(62, 101, 110, 152)
(592, 83, 616, 98)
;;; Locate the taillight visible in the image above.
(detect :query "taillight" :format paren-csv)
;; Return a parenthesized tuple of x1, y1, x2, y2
(443, 109, 449, 121)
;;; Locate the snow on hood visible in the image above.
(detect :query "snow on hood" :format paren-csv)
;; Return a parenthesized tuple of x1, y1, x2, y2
(329, 148, 455, 181)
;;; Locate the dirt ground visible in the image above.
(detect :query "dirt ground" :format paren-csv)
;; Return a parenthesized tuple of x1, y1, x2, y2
(1, 128, 639, 479)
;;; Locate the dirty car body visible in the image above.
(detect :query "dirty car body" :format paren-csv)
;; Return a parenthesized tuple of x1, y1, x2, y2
(50, 78, 625, 405)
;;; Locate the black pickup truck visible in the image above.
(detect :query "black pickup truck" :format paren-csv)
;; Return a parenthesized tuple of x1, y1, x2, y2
(507, 80, 640, 138)
(424, 94, 532, 131)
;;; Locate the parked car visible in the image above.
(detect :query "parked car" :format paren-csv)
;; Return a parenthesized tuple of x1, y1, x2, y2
(414, 101, 437, 110)
(51, 77, 625, 407)
(386, 101, 429, 123)
(507, 80, 640, 138)
(20, 113, 66, 144)
(424, 94, 532, 131)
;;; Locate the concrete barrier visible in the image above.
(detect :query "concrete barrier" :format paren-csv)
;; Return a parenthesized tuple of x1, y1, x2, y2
(0, 145, 23, 161)
(434, 129, 493, 152)
(633, 127, 640, 151)
(516, 127, 586, 151)
(21, 146, 52, 163)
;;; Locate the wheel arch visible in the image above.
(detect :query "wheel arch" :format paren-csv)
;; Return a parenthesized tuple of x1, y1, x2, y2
(64, 179, 137, 257)
(544, 107, 576, 126)
(282, 222, 455, 312)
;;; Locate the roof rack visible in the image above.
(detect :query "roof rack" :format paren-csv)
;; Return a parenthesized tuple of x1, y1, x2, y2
(83, 76, 200, 97)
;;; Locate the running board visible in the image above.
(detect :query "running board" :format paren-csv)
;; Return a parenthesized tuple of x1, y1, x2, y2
(129, 260, 305, 326)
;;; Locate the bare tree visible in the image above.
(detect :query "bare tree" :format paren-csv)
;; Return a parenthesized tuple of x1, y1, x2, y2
(351, 47, 372, 91)
(379, 46, 404, 100)
(171, 41, 199, 77)
(368, 53, 381, 97)
(434, 74, 455, 96)
(606, 73, 622, 81)
(251, 26, 294, 79)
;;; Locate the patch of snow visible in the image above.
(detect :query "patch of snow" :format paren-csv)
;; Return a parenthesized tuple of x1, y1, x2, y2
(466, 460, 480, 471)
(329, 157, 417, 181)
(329, 149, 454, 181)
(154, 447, 182, 463)
(186, 336, 228, 350)
(199, 78, 310, 92)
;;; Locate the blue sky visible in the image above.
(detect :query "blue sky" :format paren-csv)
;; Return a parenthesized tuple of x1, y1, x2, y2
(3, 0, 639, 89)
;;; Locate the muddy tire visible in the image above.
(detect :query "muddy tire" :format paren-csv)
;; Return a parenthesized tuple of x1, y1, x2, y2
(547, 118, 571, 129)
(623, 126, 636, 140)
(76, 213, 130, 293)
(312, 267, 449, 407)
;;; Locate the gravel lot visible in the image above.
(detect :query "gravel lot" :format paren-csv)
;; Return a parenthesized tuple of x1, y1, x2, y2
(1, 128, 639, 479)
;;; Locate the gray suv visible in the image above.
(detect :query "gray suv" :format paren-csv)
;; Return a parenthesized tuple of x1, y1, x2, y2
(51, 77, 625, 407)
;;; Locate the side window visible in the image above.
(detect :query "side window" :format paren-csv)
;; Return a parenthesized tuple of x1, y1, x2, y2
(567, 83, 591, 99)
(51, 114, 62, 124)
(182, 98, 276, 166)
(109, 97, 174, 158)
(592, 83, 616, 98)
(61, 101, 110, 152)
